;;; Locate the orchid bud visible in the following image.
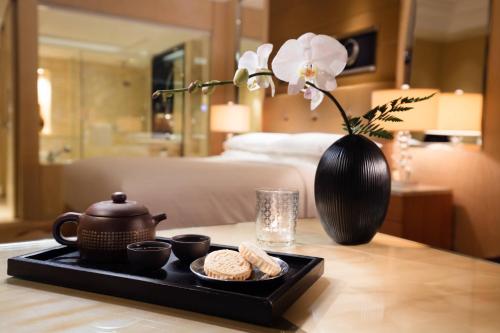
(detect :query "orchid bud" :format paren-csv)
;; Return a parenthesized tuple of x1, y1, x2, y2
(202, 86, 215, 95)
(188, 82, 197, 93)
(233, 68, 249, 87)
(152, 91, 162, 99)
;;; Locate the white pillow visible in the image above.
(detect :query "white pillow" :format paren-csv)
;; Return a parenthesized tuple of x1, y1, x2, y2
(275, 132, 344, 157)
(220, 149, 275, 161)
(221, 149, 321, 165)
(223, 132, 291, 154)
(223, 132, 380, 158)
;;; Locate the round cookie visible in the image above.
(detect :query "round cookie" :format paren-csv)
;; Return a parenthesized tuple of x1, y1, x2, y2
(238, 242, 281, 276)
(203, 249, 252, 281)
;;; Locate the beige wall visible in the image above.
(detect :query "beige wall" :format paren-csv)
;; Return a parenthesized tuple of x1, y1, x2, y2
(81, 62, 149, 129)
(410, 39, 442, 89)
(38, 56, 150, 161)
(263, 82, 393, 133)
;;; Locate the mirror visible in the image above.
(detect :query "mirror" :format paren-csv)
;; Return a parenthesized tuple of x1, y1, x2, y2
(407, 0, 490, 147)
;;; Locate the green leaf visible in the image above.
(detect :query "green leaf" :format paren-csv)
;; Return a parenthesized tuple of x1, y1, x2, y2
(382, 115, 403, 122)
(349, 92, 435, 138)
(369, 129, 393, 139)
(363, 108, 378, 121)
(413, 93, 436, 102)
(348, 116, 362, 127)
(390, 97, 401, 108)
(391, 106, 412, 112)
(401, 93, 435, 104)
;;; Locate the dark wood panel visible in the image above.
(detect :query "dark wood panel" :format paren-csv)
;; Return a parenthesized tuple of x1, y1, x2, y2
(379, 219, 403, 237)
(401, 194, 453, 250)
(385, 195, 403, 223)
(382, 191, 453, 250)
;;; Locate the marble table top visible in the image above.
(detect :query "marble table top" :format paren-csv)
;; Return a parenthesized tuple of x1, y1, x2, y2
(1, 219, 500, 332)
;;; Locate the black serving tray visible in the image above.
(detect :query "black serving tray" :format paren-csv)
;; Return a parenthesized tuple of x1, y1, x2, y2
(7, 237, 324, 326)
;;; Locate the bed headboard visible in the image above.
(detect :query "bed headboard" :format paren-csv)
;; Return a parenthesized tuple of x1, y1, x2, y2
(262, 81, 394, 133)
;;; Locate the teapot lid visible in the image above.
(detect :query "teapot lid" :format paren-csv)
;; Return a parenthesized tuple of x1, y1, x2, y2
(85, 192, 149, 217)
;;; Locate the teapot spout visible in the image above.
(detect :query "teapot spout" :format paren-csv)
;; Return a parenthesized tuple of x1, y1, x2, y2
(152, 213, 167, 226)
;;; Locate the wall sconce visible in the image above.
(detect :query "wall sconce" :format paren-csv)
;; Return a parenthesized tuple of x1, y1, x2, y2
(425, 89, 483, 145)
(210, 102, 251, 139)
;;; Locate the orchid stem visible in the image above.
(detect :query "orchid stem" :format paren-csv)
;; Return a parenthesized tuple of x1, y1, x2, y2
(305, 81, 353, 135)
(203, 80, 233, 86)
(152, 71, 353, 135)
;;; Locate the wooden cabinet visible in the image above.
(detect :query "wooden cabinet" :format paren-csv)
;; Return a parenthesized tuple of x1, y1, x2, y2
(381, 185, 453, 250)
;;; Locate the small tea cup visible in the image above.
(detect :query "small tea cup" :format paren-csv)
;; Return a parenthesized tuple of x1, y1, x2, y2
(170, 234, 210, 263)
(127, 241, 171, 271)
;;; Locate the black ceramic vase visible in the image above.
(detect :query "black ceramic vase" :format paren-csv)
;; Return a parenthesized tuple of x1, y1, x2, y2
(314, 134, 391, 245)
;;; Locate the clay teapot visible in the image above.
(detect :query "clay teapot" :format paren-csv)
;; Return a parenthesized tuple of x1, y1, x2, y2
(52, 192, 167, 263)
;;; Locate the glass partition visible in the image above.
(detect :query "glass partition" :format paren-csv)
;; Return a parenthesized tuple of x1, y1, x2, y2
(38, 5, 210, 164)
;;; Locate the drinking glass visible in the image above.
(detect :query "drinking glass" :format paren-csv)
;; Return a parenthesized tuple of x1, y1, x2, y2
(256, 188, 299, 247)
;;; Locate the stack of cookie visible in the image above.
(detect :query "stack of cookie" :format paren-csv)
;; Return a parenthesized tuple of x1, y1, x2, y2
(204, 241, 282, 281)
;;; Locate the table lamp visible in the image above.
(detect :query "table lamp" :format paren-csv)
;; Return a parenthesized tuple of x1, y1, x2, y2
(371, 88, 439, 185)
(426, 90, 483, 144)
(210, 102, 251, 139)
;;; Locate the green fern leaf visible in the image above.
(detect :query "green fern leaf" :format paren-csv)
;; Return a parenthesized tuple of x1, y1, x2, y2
(382, 115, 403, 122)
(369, 129, 393, 139)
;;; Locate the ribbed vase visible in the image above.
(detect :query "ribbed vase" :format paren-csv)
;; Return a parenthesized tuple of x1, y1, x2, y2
(314, 134, 391, 245)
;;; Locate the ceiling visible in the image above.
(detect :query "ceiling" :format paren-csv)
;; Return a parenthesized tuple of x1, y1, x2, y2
(38, 5, 209, 66)
(415, 0, 490, 41)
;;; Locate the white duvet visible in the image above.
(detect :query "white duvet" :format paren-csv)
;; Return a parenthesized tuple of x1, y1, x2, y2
(63, 155, 318, 229)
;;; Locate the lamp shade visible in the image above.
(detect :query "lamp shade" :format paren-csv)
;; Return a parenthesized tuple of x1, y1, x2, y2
(371, 88, 439, 131)
(436, 92, 482, 133)
(210, 102, 250, 133)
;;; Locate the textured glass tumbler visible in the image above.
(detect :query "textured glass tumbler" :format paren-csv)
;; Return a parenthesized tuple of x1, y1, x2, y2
(256, 189, 299, 247)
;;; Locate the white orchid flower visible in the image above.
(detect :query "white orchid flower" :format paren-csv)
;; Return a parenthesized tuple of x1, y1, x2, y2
(238, 43, 275, 96)
(271, 32, 347, 110)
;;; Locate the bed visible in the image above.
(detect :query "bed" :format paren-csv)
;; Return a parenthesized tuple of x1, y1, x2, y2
(63, 132, 344, 229)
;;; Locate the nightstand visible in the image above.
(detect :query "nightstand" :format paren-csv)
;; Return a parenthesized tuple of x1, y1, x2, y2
(381, 184, 453, 250)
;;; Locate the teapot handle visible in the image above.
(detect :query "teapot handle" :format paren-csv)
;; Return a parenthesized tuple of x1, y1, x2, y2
(52, 212, 81, 246)
(152, 213, 167, 226)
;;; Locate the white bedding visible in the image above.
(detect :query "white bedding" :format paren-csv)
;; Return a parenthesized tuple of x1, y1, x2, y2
(63, 155, 318, 229)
